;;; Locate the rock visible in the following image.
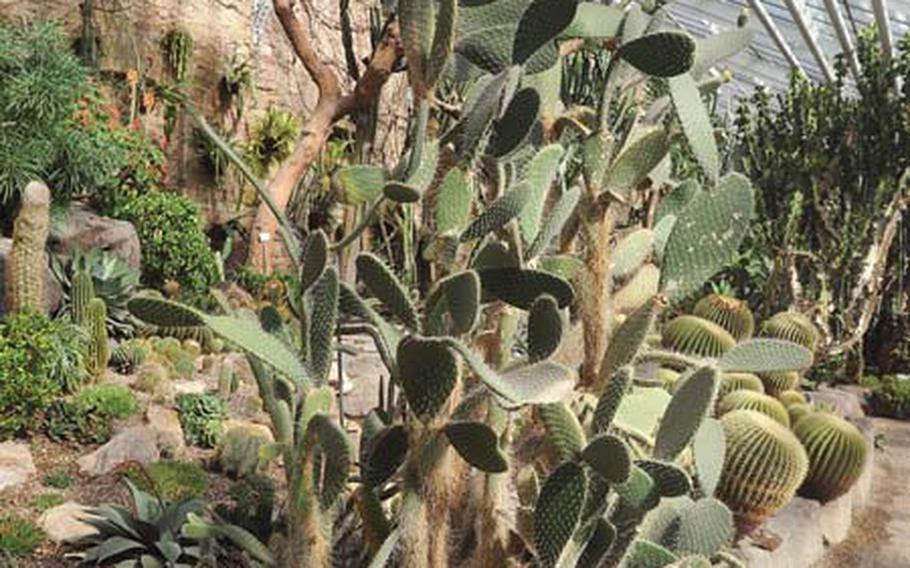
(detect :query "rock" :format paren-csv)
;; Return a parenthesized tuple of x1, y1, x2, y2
(818, 491, 852, 545)
(737, 497, 823, 568)
(47, 203, 141, 268)
(216, 420, 275, 478)
(0, 238, 62, 315)
(849, 416, 876, 509)
(78, 426, 160, 475)
(0, 442, 37, 491)
(809, 386, 865, 419)
(38, 502, 98, 543)
(173, 380, 208, 396)
(146, 405, 186, 458)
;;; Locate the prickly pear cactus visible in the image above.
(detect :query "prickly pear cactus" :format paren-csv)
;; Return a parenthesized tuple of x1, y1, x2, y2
(715, 410, 808, 535)
(661, 315, 736, 358)
(87, 298, 110, 380)
(693, 294, 754, 340)
(7, 181, 51, 313)
(793, 411, 868, 503)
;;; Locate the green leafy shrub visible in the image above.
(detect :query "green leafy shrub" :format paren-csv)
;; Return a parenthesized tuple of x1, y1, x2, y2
(125, 461, 209, 503)
(861, 374, 910, 419)
(0, 311, 74, 438)
(76, 384, 138, 420)
(176, 393, 227, 448)
(0, 515, 44, 557)
(215, 474, 276, 540)
(110, 191, 218, 293)
(42, 469, 74, 490)
(43, 398, 112, 444)
(32, 493, 64, 512)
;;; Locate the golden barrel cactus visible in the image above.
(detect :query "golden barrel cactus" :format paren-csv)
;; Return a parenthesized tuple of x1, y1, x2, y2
(792, 412, 868, 503)
(662, 315, 736, 358)
(719, 372, 764, 400)
(760, 311, 820, 352)
(718, 391, 790, 427)
(759, 371, 801, 396)
(693, 294, 754, 340)
(716, 410, 808, 535)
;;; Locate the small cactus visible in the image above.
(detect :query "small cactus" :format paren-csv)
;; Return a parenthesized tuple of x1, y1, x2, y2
(662, 315, 736, 358)
(693, 294, 754, 340)
(7, 181, 51, 313)
(777, 389, 807, 407)
(759, 370, 800, 396)
(760, 311, 820, 352)
(718, 372, 764, 399)
(111, 340, 148, 374)
(71, 268, 95, 326)
(718, 390, 790, 427)
(715, 410, 808, 535)
(87, 298, 110, 380)
(788, 402, 813, 425)
(792, 412, 868, 502)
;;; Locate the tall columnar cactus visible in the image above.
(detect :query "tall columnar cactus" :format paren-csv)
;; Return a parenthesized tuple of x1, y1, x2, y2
(693, 294, 754, 340)
(71, 268, 95, 326)
(718, 390, 790, 426)
(760, 311, 820, 352)
(87, 298, 110, 380)
(6, 181, 51, 313)
(662, 315, 736, 358)
(792, 411, 868, 502)
(715, 410, 808, 535)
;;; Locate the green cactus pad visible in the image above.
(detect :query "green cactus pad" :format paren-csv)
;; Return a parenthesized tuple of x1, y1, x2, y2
(593, 367, 633, 434)
(519, 144, 564, 244)
(489, 88, 540, 158)
(477, 267, 574, 309)
(333, 165, 386, 205)
(363, 424, 408, 487)
(610, 229, 655, 280)
(615, 465, 660, 511)
(513, 0, 577, 66)
(718, 338, 813, 374)
(637, 460, 691, 497)
(527, 186, 581, 259)
(718, 390, 790, 427)
(561, 3, 623, 38)
(307, 413, 353, 510)
(660, 173, 754, 302)
(654, 366, 718, 460)
(624, 539, 678, 567)
(669, 72, 720, 182)
(613, 264, 661, 313)
(444, 421, 509, 473)
(356, 253, 419, 330)
(675, 497, 734, 556)
(599, 296, 662, 385)
(299, 230, 329, 291)
(460, 182, 531, 242)
(718, 372, 765, 399)
(693, 294, 754, 340)
(760, 311, 820, 352)
(662, 315, 736, 358)
(307, 267, 339, 384)
(654, 179, 701, 224)
(691, 26, 755, 77)
(382, 181, 422, 203)
(435, 167, 474, 233)
(128, 296, 205, 328)
(397, 336, 458, 421)
(759, 371, 801, 396)
(716, 410, 808, 535)
(616, 31, 695, 77)
(528, 294, 563, 362)
(581, 434, 632, 484)
(601, 129, 670, 194)
(427, 269, 481, 336)
(693, 418, 725, 496)
(778, 389, 807, 407)
(793, 412, 868, 503)
(535, 461, 587, 568)
(205, 315, 309, 384)
(538, 401, 585, 460)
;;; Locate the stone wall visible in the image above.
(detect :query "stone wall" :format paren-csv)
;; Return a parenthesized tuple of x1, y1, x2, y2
(0, 0, 409, 225)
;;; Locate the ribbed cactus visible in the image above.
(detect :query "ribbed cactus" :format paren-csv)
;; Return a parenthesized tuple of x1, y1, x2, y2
(87, 298, 110, 380)
(793, 412, 868, 502)
(718, 390, 790, 426)
(111, 340, 148, 374)
(7, 181, 51, 313)
(71, 268, 95, 326)
(693, 294, 754, 340)
(716, 410, 808, 535)
(759, 370, 801, 396)
(661, 315, 736, 358)
(788, 403, 812, 425)
(760, 311, 820, 352)
(777, 389, 807, 407)
(718, 372, 764, 399)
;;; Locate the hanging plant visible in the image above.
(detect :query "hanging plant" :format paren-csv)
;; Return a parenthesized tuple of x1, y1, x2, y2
(245, 106, 300, 176)
(161, 28, 194, 83)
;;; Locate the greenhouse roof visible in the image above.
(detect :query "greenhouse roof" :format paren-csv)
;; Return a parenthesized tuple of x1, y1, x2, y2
(668, 0, 910, 104)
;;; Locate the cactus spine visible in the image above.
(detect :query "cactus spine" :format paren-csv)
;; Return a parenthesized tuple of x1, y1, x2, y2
(7, 181, 51, 313)
(715, 410, 808, 535)
(87, 298, 110, 380)
(71, 268, 95, 326)
(793, 412, 868, 502)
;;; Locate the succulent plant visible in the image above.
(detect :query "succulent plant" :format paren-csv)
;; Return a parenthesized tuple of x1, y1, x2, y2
(6, 181, 50, 313)
(693, 294, 754, 340)
(661, 315, 736, 358)
(759, 370, 801, 396)
(86, 298, 110, 380)
(777, 389, 807, 407)
(718, 390, 790, 426)
(760, 311, 820, 352)
(715, 410, 808, 535)
(71, 268, 94, 327)
(788, 402, 813, 425)
(718, 372, 764, 399)
(793, 411, 868, 502)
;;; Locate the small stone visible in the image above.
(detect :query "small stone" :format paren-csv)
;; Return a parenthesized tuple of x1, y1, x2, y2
(818, 491, 852, 545)
(173, 380, 208, 396)
(146, 405, 186, 458)
(0, 442, 36, 491)
(78, 426, 160, 476)
(39, 502, 98, 543)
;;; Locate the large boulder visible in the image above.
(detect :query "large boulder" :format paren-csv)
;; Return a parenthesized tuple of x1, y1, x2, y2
(48, 203, 141, 268)
(145, 405, 186, 458)
(0, 441, 37, 491)
(38, 502, 98, 543)
(0, 238, 62, 315)
(77, 426, 160, 476)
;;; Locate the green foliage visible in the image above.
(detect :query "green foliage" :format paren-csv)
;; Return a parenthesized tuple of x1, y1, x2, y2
(861, 374, 910, 419)
(110, 339, 148, 374)
(793, 411, 868, 502)
(177, 393, 227, 448)
(33, 493, 64, 512)
(43, 398, 112, 444)
(125, 461, 209, 503)
(0, 515, 44, 557)
(111, 192, 218, 293)
(444, 421, 509, 473)
(76, 384, 138, 420)
(162, 28, 194, 82)
(43, 469, 74, 490)
(246, 107, 300, 176)
(216, 474, 276, 541)
(356, 253, 419, 329)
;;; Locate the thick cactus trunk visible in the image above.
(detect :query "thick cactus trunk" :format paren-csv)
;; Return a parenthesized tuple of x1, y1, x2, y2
(7, 181, 51, 313)
(579, 206, 616, 389)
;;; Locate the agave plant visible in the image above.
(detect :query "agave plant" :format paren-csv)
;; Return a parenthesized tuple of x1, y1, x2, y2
(52, 248, 140, 338)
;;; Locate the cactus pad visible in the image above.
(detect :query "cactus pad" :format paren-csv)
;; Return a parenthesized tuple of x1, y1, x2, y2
(675, 497, 734, 556)
(599, 296, 662, 385)
(477, 267, 574, 309)
(654, 366, 718, 460)
(534, 461, 587, 568)
(444, 421, 509, 473)
(528, 294, 563, 362)
(397, 335, 459, 421)
(616, 31, 695, 77)
(356, 253, 419, 330)
(661, 315, 736, 358)
(582, 433, 632, 484)
(793, 412, 868, 502)
(693, 294, 754, 340)
(363, 424, 408, 487)
(299, 230, 329, 291)
(610, 229, 654, 280)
